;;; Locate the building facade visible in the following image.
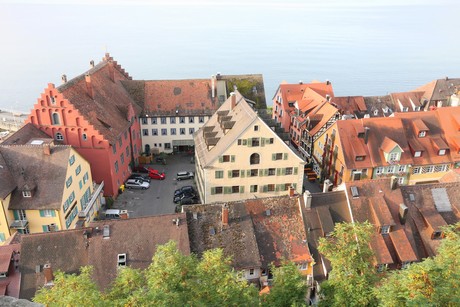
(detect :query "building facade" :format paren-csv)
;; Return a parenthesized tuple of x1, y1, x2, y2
(194, 91, 304, 204)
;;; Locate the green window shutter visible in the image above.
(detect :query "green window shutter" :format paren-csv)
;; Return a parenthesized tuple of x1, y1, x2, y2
(231, 155, 235, 162)
(243, 139, 247, 145)
(224, 187, 231, 194)
(39, 210, 44, 217)
(51, 210, 56, 217)
(42, 225, 48, 232)
(275, 184, 280, 192)
(293, 183, 297, 189)
(261, 138, 265, 147)
(228, 170, 232, 178)
(283, 153, 288, 160)
(264, 169, 269, 176)
(240, 186, 245, 193)
(263, 185, 268, 192)
(219, 156, 223, 163)
(0, 233, 5, 242)
(248, 139, 252, 147)
(294, 167, 298, 175)
(276, 168, 281, 176)
(240, 170, 245, 178)
(13, 211, 19, 220)
(211, 187, 215, 195)
(272, 153, 276, 161)
(281, 168, 286, 175)
(247, 170, 251, 176)
(259, 169, 264, 177)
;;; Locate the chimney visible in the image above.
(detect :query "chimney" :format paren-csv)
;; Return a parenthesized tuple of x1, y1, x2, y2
(390, 176, 398, 190)
(108, 61, 115, 82)
(303, 190, 312, 210)
(364, 127, 370, 144)
(89, 60, 95, 68)
(230, 92, 236, 110)
(222, 204, 229, 226)
(326, 94, 331, 102)
(43, 263, 54, 284)
(85, 74, 93, 99)
(61, 74, 67, 84)
(326, 80, 331, 85)
(289, 185, 295, 197)
(43, 144, 51, 156)
(399, 203, 408, 225)
(299, 80, 303, 84)
(211, 75, 216, 98)
(323, 179, 332, 193)
(119, 210, 129, 219)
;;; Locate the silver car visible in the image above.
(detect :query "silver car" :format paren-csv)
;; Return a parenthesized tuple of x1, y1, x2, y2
(125, 179, 150, 190)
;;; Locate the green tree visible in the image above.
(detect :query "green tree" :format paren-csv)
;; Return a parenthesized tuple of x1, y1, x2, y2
(104, 267, 145, 306)
(375, 223, 460, 306)
(33, 266, 103, 307)
(318, 221, 378, 307)
(262, 261, 308, 307)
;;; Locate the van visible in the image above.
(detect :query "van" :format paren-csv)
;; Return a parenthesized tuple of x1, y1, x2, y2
(104, 209, 129, 219)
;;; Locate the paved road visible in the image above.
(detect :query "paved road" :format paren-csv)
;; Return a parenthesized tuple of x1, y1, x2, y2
(112, 153, 197, 218)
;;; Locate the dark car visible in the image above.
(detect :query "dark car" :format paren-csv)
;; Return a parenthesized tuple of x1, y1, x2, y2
(128, 174, 151, 183)
(174, 186, 195, 197)
(174, 191, 196, 203)
(148, 169, 166, 180)
(179, 196, 199, 205)
(176, 171, 195, 181)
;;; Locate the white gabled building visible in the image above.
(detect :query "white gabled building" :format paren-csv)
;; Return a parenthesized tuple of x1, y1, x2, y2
(194, 91, 305, 204)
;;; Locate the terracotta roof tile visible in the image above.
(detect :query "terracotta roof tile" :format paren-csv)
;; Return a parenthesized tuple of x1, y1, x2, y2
(389, 229, 418, 263)
(369, 234, 393, 265)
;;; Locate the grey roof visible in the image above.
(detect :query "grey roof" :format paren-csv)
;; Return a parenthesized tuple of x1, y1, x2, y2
(363, 95, 394, 117)
(0, 123, 50, 145)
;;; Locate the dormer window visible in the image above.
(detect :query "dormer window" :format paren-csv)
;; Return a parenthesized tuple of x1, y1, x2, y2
(439, 149, 446, 156)
(389, 152, 399, 161)
(414, 151, 422, 158)
(355, 155, 365, 161)
(22, 190, 32, 198)
(402, 107, 409, 112)
(418, 131, 426, 138)
(381, 225, 390, 234)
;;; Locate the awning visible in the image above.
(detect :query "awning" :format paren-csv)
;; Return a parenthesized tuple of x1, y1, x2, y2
(172, 140, 195, 146)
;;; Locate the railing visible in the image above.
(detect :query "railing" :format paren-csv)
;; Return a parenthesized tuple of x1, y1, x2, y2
(10, 219, 28, 229)
(78, 181, 104, 218)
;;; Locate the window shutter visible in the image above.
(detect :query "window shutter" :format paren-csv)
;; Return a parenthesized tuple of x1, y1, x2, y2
(294, 167, 298, 175)
(51, 210, 56, 217)
(293, 183, 297, 189)
(263, 185, 268, 192)
(248, 139, 252, 147)
(228, 171, 232, 178)
(281, 168, 286, 175)
(276, 168, 281, 176)
(259, 169, 264, 177)
(246, 170, 251, 176)
(211, 187, 215, 195)
(243, 139, 247, 145)
(275, 184, 280, 192)
(13, 211, 19, 220)
(42, 225, 48, 232)
(264, 169, 269, 176)
(240, 170, 245, 178)
(283, 153, 288, 160)
(224, 187, 231, 194)
(240, 186, 245, 193)
(261, 138, 265, 147)
(39, 210, 44, 217)
(219, 156, 223, 163)
(0, 233, 5, 242)
(231, 155, 235, 162)
(272, 153, 276, 161)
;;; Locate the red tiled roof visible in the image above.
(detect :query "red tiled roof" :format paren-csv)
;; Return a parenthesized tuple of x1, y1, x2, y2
(369, 197, 395, 227)
(369, 234, 393, 265)
(389, 229, 418, 262)
(380, 137, 401, 154)
(390, 91, 425, 111)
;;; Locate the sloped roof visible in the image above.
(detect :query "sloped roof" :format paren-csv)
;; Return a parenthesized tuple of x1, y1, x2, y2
(390, 91, 425, 111)
(19, 213, 190, 299)
(0, 123, 50, 145)
(363, 95, 394, 117)
(0, 144, 71, 210)
(333, 96, 366, 117)
(415, 78, 460, 102)
(55, 54, 142, 145)
(435, 107, 460, 162)
(277, 81, 334, 112)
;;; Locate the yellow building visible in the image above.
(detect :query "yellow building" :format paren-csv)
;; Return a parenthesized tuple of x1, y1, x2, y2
(0, 125, 103, 243)
(194, 91, 305, 204)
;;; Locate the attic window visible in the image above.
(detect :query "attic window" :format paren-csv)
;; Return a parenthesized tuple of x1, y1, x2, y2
(380, 225, 390, 234)
(414, 151, 422, 158)
(355, 155, 365, 161)
(117, 254, 126, 267)
(254, 125, 259, 131)
(402, 107, 409, 112)
(22, 191, 32, 198)
(418, 131, 426, 138)
(350, 186, 359, 198)
(439, 149, 446, 156)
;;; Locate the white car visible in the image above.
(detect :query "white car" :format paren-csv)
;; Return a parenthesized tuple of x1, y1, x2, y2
(125, 179, 150, 190)
(176, 171, 195, 181)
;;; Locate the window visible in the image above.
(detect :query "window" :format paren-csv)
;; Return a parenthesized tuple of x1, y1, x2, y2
(386, 166, 395, 173)
(189, 117, 194, 123)
(285, 167, 293, 175)
(254, 125, 259, 131)
(250, 185, 258, 192)
(389, 152, 399, 161)
(402, 107, 409, 112)
(118, 138, 122, 147)
(231, 186, 240, 193)
(355, 156, 364, 161)
(79, 180, 83, 189)
(82, 133, 87, 141)
(269, 138, 274, 144)
(112, 143, 116, 154)
(161, 117, 167, 124)
(381, 225, 390, 234)
(231, 170, 240, 178)
(268, 168, 276, 176)
(151, 117, 157, 124)
(161, 129, 167, 136)
(375, 167, 383, 175)
(249, 269, 255, 275)
(75, 165, 81, 176)
(215, 171, 224, 179)
(250, 169, 258, 177)
(65, 206, 78, 229)
(40, 210, 55, 217)
(152, 129, 158, 136)
(170, 117, 176, 124)
(179, 117, 185, 124)
(141, 118, 147, 125)
(251, 138, 260, 146)
(51, 112, 60, 125)
(267, 184, 275, 192)
(180, 128, 186, 135)
(170, 128, 177, 135)
(120, 153, 124, 164)
(199, 116, 204, 123)
(66, 176, 73, 188)
(398, 177, 404, 184)
(273, 153, 283, 160)
(412, 167, 421, 174)
(398, 165, 406, 173)
(250, 153, 260, 165)
(69, 155, 75, 166)
(142, 129, 149, 136)
(214, 187, 223, 194)
(126, 146, 129, 157)
(418, 131, 426, 137)
(422, 165, 434, 173)
(22, 190, 31, 198)
(414, 151, 421, 158)
(115, 161, 119, 173)
(124, 131, 128, 140)
(439, 149, 446, 156)
(377, 264, 387, 273)
(435, 164, 449, 172)
(221, 155, 231, 162)
(165, 143, 171, 149)
(189, 128, 195, 135)
(55, 132, 64, 141)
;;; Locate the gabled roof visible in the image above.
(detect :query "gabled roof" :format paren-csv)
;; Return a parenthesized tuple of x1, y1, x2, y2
(276, 81, 334, 112)
(435, 107, 460, 161)
(0, 144, 72, 210)
(363, 95, 394, 117)
(0, 123, 50, 146)
(380, 137, 402, 154)
(52, 54, 142, 145)
(19, 213, 190, 299)
(415, 78, 460, 102)
(390, 91, 426, 111)
(333, 96, 367, 118)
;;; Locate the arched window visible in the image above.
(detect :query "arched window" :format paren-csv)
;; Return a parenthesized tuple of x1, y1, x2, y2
(51, 112, 60, 125)
(250, 153, 260, 165)
(55, 132, 64, 141)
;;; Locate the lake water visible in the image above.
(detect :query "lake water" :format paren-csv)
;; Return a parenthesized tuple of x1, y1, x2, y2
(1, 0, 459, 113)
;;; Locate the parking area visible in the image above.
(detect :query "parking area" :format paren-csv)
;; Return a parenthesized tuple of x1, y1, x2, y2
(111, 153, 198, 218)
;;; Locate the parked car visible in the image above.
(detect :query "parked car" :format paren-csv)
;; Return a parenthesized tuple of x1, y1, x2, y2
(128, 174, 151, 183)
(125, 179, 150, 190)
(179, 196, 199, 205)
(148, 169, 166, 180)
(132, 165, 151, 173)
(174, 185, 195, 197)
(176, 171, 195, 181)
(174, 191, 196, 203)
